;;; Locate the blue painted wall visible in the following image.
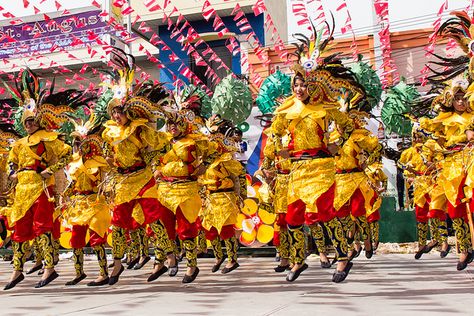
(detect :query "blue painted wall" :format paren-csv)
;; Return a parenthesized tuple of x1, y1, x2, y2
(158, 13, 264, 87)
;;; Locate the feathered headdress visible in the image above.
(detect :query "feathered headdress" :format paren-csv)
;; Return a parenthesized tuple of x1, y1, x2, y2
(205, 114, 240, 152)
(0, 124, 18, 154)
(290, 16, 365, 107)
(425, 10, 474, 109)
(102, 48, 170, 122)
(2, 68, 78, 136)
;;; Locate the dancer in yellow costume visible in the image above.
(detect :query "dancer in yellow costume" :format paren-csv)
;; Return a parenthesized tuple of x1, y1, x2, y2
(63, 114, 112, 286)
(261, 113, 328, 271)
(2, 69, 73, 290)
(419, 77, 473, 270)
(0, 127, 17, 242)
(270, 25, 366, 283)
(199, 116, 244, 274)
(260, 126, 293, 271)
(364, 161, 387, 252)
(155, 109, 211, 284)
(418, 10, 474, 270)
(332, 110, 382, 260)
(101, 49, 174, 285)
(398, 128, 449, 259)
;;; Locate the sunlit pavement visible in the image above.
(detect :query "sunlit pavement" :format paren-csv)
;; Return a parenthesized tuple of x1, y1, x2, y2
(0, 254, 472, 315)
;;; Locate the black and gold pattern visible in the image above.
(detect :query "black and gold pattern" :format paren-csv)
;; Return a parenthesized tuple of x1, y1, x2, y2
(128, 229, 140, 261)
(32, 237, 44, 262)
(310, 224, 326, 255)
(112, 227, 128, 260)
(197, 230, 208, 254)
(72, 248, 84, 277)
(93, 245, 108, 277)
(288, 226, 306, 264)
(12, 241, 29, 272)
(210, 238, 223, 261)
(38, 232, 55, 269)
(183, 239, 198, 268)
(53, 238, 60, 264)
(354, 216, 370, 243)
(323, 218, 348, 261)
(438, 219, 448, 244)
(137, 227, 149, 258)
(278, 229, 290, 260)
(369, 221, 380, 247)
(339, 216, 354, 242)
(150, 221, 173, 264)
(417, 222, 428, 247)
(225, 236, 239, 263)
(452, 218, 472, 252)
(430, 218, 440, 242)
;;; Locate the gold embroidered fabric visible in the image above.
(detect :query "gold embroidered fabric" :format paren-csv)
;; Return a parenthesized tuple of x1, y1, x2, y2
(438, 151, 466, 206)
(6, 130, 71, 225)
(273, 97, 352, 153)
(64, 154, 111, 237)
(274, 173, 289, 214)
(65, 194, 111, 237)
(113, 168, 156, 205)
(200, 191, 239, 233)
(157, 181, 201, 223)
(159, 134, 210, 178)
(199, 152, 242, 191)
(334, 172, 366, 211)
(335, 129, 380, 171)
(102, 119, 170, 169)
(288, 157, 335, 211)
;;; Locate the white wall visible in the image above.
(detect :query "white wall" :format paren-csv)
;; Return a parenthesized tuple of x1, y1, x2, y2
(287, 0, 473, 42)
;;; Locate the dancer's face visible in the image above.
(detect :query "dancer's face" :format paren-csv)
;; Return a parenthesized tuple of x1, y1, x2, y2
(453, 91, 468, 113)
(24, 118, 39, 135)
(112, 107, 129, 126)
(293, 78, 309, 102)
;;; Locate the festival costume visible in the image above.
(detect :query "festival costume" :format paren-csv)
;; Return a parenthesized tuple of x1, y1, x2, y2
(63, 114, 112, 285)
(101, 49, 174, 284)
(333, 123, 381, 256)
(364, 162, 387, 250)
(0, 129, 18, 242)
(260, 128, 293, 267)
(398, 137, 448, 256)
(199, 118, 244, 272)
(156, 122, 210, 275)
(420, 102, 473, 255)
(1, 69, 78, 289)
(270, 25, 368, 282)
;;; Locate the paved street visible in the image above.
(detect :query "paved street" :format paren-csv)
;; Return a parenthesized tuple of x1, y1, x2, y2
(0, 253, 472, 316)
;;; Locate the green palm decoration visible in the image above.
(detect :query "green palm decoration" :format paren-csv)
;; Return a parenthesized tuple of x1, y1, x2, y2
(181, 84, 212, 119)
(256, 70, 291, 114)
(349, 57, 383, 112)
(211, 74, 253, 125)
(381, 81, 420, 137)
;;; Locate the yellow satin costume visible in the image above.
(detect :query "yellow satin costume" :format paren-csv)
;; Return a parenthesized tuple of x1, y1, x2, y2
(7, 130, 71, 228)
(102, 118, 169, 225)
(64, 153, 111, 238)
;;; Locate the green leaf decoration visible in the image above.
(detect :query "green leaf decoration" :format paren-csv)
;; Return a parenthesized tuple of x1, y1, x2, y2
(13, 107, 26, 137)
(381, 81, 420, 137)
(181, 84, 212, 119)
(93, 88, 113, 126)
(211, 74, 253, 125)
(349, 58, 383, 112)
(256, 70, 292, 114)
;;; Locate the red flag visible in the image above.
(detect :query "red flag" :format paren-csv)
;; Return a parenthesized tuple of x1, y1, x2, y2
(91, 0, 101, 8)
